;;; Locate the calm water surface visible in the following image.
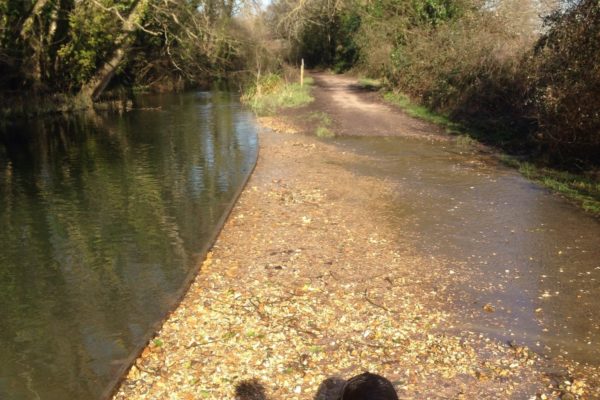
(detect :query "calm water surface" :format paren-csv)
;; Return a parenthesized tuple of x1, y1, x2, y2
(0, 92, 258, 399)
(334, 136, 600, 365)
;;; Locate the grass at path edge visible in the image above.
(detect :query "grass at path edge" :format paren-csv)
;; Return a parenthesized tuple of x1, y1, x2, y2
(242, 73, 314, 116)
(499, 156, 600, 216)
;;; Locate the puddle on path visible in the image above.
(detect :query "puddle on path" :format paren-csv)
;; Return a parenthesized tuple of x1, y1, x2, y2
(333, 136, 600, 365)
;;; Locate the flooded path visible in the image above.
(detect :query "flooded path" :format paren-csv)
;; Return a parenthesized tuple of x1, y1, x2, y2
(312, 73, 600, 365)
(113, 76, 599, 399)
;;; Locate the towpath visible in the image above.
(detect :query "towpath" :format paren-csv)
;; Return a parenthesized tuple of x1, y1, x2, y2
(114, 74, 598, 399)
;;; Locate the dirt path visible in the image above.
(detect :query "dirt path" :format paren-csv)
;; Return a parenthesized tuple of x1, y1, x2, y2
(113, 75, 596, 399)
(308, 73, 444, 139)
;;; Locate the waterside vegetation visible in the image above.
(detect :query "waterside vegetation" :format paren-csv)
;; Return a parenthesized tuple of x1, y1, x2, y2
(241, 70, 314, 115)
(0, 0, 271, 116)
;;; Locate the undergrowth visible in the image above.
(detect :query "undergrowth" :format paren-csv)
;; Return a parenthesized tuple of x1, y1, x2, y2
(315, 126, 335, 138)
(242, 73, 314, 115)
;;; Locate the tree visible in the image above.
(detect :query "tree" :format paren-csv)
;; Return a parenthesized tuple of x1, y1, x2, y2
(80, 0, 151, 101)
(0, 0, 252, 101)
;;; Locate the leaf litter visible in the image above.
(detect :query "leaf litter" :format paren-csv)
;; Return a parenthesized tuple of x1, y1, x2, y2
(114, 121, 599, 400)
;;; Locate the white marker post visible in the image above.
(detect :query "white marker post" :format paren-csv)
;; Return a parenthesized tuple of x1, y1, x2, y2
(300, 58, 305, 87)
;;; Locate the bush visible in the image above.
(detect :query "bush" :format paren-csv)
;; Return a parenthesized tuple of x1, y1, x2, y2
(375, 0, 600, 166)
(528, 0, 600, 166)
(378, 9, 536, 149)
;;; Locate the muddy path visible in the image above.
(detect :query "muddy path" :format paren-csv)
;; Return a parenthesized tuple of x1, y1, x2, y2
(114, 74, 600, 399)
(303, 73, 600, 367)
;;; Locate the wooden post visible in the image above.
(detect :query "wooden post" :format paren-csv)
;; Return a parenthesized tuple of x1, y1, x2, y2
(300, 58, 305, 87)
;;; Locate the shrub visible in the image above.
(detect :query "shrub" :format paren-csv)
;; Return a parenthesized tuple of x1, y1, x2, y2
(528, 0, 600, 166)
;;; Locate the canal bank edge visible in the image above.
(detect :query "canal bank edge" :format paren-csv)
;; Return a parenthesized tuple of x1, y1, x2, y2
(102, 126, 260, 400)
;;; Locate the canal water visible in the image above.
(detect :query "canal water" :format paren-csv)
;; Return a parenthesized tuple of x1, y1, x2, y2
(334, 136, 600, 365)
(0, 92, 258, 399)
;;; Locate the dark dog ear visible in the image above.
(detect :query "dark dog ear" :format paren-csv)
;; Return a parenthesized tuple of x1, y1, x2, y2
(235, 379, 268, 400)
(341, 372, 398, 400)
(314, 376, 347, 400)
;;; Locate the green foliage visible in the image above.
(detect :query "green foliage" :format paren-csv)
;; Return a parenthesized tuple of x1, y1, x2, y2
(357, 78, 382, 90)
(0, 0, 33, 87)
(241, 73, 314, 115)
(332, 11, 361, 72)
(414, 0, 467, 25)
(455, 134, 476, 148)
(315, 126, 335, 138)
(56, 3, 124, 90)
(0, 0, 259, 103)
(308, 111, 332, 126)
(383, 91, 461, 133)
(309, 111, 335, 138)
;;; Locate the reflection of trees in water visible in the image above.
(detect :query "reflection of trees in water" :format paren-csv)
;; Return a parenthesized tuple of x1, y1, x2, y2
(0, 92, 257, 399)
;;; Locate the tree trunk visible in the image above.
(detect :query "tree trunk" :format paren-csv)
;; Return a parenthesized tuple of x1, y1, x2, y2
(81, 0, 150, 101)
